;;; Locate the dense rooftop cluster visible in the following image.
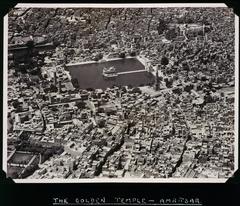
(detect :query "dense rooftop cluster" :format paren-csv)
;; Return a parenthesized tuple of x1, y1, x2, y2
(7, 7, 235, 179)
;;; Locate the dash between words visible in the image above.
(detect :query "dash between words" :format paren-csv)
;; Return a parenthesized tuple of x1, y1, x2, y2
(52, 197, 202, 205)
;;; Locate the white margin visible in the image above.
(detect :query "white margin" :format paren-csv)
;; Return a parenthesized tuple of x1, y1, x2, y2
(3, 14, 8, 175)
(14, 178, 226, 184)
(234, 14, 239, 173)
(2, 3, 238, 184)
(15, 3, 227, 8)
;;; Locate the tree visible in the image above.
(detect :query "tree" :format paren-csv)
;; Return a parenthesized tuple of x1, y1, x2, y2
(128, 84, 133, 89)
(49, 84, 58, 93)
(94, 53, 103, 61)
(121, 87, 127, 93)
(129, 51, 136, 56)
(173, 88, 182, 95)
(86, 88, 94, 91)
(93, 56, 100, 61)
(131, 87, 142, 94)
(164, 78, 168, 84)
(43, 73, 48, 79)
(166, 79, 173, 88)
(119, 52, 126, 58)
(12, 100, 20, 108)
(76, 101, 86, 109)
(201, 76, 207, 81)
(161, 56, 169, 66)
(204, 93, 214, 103)
(71, 78, 79, 89)
(26, 39, 34, 49)
(97, 53, 103, 60)
(184, 84, 194, 93)
(98, 119, 105, 128)
(19, 131, 30, 141)
(53, 39, 61, 47)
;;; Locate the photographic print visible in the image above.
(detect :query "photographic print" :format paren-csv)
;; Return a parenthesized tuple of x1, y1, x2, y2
(3, 4, 239, 182)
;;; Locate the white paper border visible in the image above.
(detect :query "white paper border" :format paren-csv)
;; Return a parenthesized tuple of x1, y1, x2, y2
(2, 3, 239, 184)
(3, 13, 8, 176)
(15, 3, 227, 8)
(234, 14, 239, 173)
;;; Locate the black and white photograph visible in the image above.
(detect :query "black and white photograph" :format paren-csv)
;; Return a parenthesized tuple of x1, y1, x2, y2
(3, 3, 239, 182)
